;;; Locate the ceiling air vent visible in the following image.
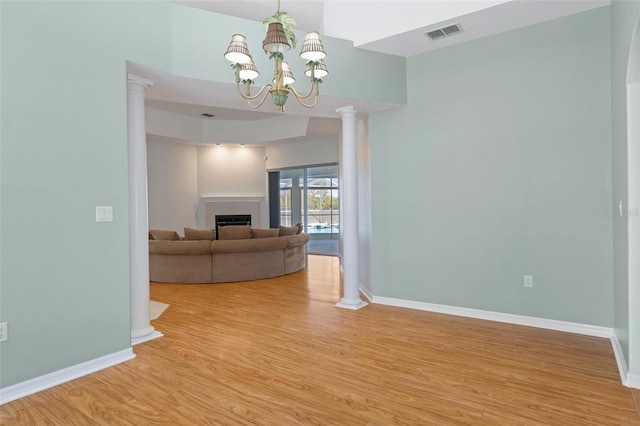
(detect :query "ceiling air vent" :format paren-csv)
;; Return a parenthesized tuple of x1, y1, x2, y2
(200, 113, 215, 118)
(425, 23, 463, 41)
(442, 24, 461, 36)
(426, 29, 446, 40)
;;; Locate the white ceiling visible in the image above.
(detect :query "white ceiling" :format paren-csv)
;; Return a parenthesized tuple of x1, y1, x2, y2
(142, 0, 610, 146)
(175, 0, 609, 57)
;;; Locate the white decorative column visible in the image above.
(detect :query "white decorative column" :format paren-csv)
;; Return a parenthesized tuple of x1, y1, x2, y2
(336, 106, 368, 310)
(128, 74, 163, 345)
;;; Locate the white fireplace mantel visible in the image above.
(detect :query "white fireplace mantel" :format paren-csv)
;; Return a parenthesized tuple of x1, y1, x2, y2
(201, 196, 264, 203)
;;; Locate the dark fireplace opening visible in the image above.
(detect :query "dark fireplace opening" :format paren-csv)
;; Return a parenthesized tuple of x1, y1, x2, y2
(215, 214, 251, 239)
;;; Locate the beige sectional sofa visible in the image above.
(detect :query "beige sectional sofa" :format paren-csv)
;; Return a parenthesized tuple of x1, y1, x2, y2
(149, 225, 310, 284)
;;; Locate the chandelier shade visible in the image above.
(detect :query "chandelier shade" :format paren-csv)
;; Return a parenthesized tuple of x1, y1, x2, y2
(300, 31, 326, 61)
(263, 22, 291, 53)
(305, 59, 328, 79)
(280, 62, 295, 85)
(238, 57, 260, 81)
(224, 34, 252, 64)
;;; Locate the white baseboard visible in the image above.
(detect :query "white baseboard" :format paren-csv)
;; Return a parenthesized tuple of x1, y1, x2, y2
(372, 295, 614, 338)
(359, 283, 374, 303)
(610, 333, 634, 387)
(0, 348, 135, 405)
(131, 330, 163, 346)
(626, 372, 640, 388)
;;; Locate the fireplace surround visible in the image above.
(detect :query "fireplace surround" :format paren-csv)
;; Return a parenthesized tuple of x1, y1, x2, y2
(201, 196, 263, 231)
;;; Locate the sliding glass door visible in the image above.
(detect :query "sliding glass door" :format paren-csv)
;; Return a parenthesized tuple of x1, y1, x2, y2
(277, 164, 339, 240)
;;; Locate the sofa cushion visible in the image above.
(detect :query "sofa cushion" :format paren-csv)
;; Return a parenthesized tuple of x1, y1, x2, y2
(251, 228, 280, 239)
(149, 229, 182, 241)
(184, 227, 215, 241)
(278, 224, 299, 236)
(149, 240, 212, 255)
(218, 225, 251, 240)
(211, 237, 288, 253)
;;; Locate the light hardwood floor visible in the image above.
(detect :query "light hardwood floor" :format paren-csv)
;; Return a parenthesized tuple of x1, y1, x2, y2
(2, 255, 639, 425)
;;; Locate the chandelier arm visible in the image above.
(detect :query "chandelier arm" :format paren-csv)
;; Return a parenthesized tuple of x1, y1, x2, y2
(289, 80, 319, 100)
(287, 82, 316, 100)
(236, 80, 274, 101)
(245, 89, 273, 109)
(289, 84, 320, 109)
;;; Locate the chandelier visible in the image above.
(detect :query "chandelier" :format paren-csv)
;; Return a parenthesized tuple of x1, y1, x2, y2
(223, 0, 328, 112)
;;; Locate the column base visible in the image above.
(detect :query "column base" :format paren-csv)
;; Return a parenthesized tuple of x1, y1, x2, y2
(131, 329, 163, 346)
(335, 299, 368, 310)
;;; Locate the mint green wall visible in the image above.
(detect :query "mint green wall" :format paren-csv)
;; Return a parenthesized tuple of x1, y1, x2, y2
(611, 0, 640, 375)
(370, 8, 614, 325)
(0, 1, 173, 387)
(0, 1, 405, 389)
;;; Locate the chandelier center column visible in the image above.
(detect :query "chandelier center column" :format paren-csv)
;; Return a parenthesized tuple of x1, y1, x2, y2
(127, 74, 163, 345)
(336, 106, 368, 310)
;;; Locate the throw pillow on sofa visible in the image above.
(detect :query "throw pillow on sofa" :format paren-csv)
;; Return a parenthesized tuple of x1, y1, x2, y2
(251, 228, 280, 239)
(149, 229, 182, 241)
(218, 225, 252, 240)
(184, 227, 215, 241)
(278, 224, 300, 236)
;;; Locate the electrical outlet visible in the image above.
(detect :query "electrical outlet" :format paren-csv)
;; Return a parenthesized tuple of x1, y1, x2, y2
(524, 275, 534, 288)
(0, 322, 7, 342)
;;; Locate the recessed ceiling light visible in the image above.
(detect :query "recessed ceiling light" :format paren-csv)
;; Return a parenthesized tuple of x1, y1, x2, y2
(201, 113, 215, 118)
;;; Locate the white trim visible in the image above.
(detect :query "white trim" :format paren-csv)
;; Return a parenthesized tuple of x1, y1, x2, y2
(0, 348, 135, 405)
(627, 372, 640, 388)
(372, 295, 614, 338)
(131, 330, 163, 346)
(359, 284, 374, 303)
(200, 196, 263, 203)
(611, 333, 631, 386)
(127, 73, 154, 88)
(610, 333, 640, 388)
(335, 105, 356, 115)
(335, 300, 368, 310)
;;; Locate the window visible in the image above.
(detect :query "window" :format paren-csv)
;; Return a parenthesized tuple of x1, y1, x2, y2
(306, 173, 339, 236)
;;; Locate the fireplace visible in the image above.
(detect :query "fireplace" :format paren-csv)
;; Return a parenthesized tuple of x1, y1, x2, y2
(215, 214, 251, 239)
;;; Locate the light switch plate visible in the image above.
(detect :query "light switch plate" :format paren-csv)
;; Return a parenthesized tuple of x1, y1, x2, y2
(96, 206, 113, 223)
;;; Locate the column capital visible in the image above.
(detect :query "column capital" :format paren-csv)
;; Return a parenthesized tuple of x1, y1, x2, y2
(127, 73, 154, 90)
(336, 105, 357, 118)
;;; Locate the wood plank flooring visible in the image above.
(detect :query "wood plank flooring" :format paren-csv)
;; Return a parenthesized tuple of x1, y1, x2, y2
(1, 255, 639, 425)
